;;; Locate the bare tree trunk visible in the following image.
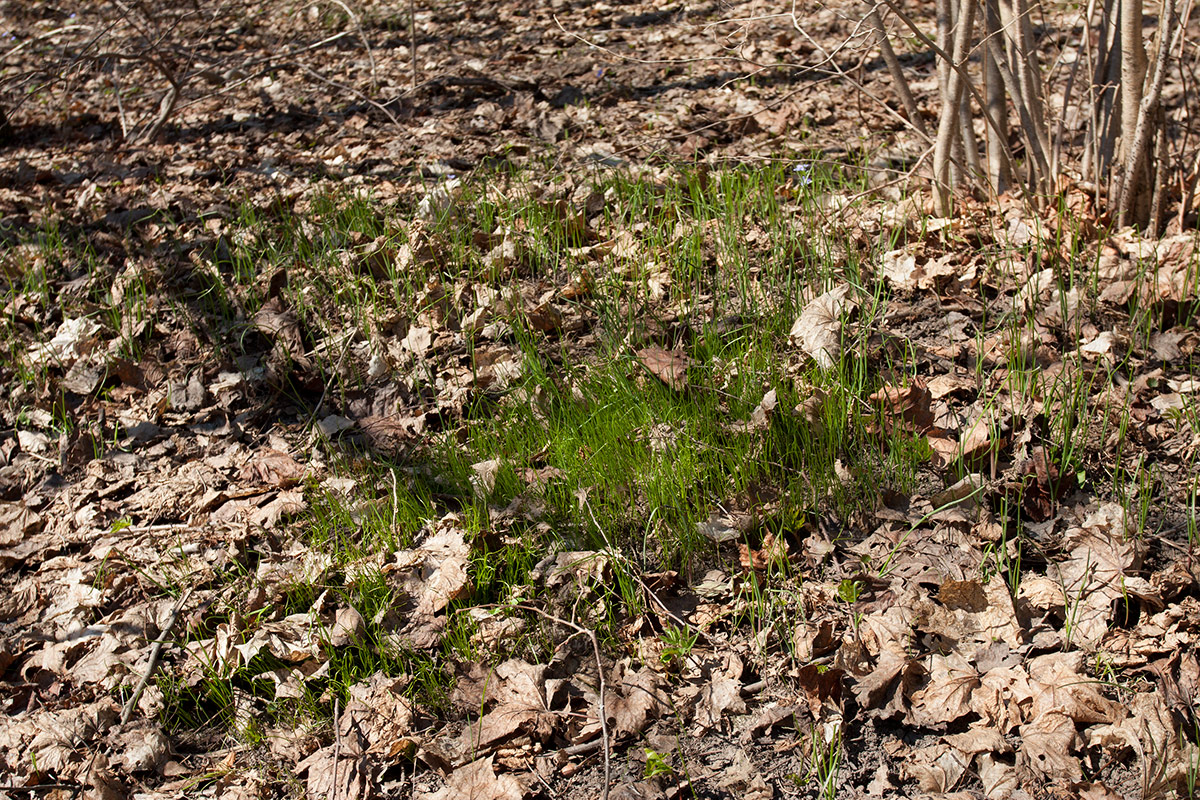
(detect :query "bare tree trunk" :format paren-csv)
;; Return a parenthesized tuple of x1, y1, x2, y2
(937, 0, 962, 186)
(1002, 0, 1052, 197)
(934, 0, 978, 215)
(1081, 0, 1115, 183)
(1118, 0, 1147, 165)
(960, 93, 984, 186)
(866, 4, 928, 138)
(1117, 0, 1183, 226)
(1147, 109, 1168, 235)
(977, 9, 1051, 198)
(984, 0, 1010, 193)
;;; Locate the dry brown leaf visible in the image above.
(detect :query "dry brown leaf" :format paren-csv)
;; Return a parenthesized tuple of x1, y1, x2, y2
(911, 652, 979, 727)
(921, 577, 1025, 651)
(727, 388, 777, 433)
(295, 725, 374, 800)
(252, 296, 309, 363)
(424, 755, 524, 800)
(327, 606, 365, 647)
(110, 721, 169, 773)
(412, 528, 472, 618)
(797, 663, 844, 718)
(1049, 502, 1143, 649)
(1028, 651, 1121, 724)
(636, 347, 689, 391)
(900, 742, 967, 793)
(737, 532, 789, 573)
(610, 665, 668, 738)
(870, 378, 937, 435)
(695, 661, 747, 732)
(240, 448, 306, 488)
(942, 724, 1011, 757)
(28, 316, 102, 368)
(788, 284, 854, 369)
(470, 458, 502, 498)
(0, 501, 42, 546)
(852, 650, 923, 719)
(1088, 692, 1192, 797)
(1019, 711, 1081, 782)
(340, 675, 417, 756)
(970, 665, 1032, 733)
(977, 752, 1021, 798)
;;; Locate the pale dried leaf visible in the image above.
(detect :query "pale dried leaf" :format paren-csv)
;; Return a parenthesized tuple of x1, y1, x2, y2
(424, 755, 524, 800)
(788, 284, 854, 369)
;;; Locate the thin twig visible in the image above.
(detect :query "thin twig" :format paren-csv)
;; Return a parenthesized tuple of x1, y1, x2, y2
(581, 499, 697, 635)
(306, 332, 357, 429)
(0, 785, 82, 798)
(120, 588, 193, 724)
(299, 64, 400, 125)
(512, 604, 609, 800)
(173, 30, 354, 112)
(327, 0, 376, 85)
(1117, 0, 1185, 226)
(410, 0, 418, 90)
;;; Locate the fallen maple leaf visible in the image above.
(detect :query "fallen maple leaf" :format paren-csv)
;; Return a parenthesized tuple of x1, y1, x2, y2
(789, 284, 855, 369)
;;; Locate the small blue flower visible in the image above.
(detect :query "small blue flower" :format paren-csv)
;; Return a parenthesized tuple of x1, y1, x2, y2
(793, 162, 813, 186)
(596, 68, 605, 78)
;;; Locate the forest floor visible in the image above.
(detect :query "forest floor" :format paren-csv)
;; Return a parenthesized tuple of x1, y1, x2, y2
(3, 1, 1200, 798)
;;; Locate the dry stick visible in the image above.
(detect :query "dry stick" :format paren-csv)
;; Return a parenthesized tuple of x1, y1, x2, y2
(1048, 5, 1091, 182)
(410, 0, 418, 90)
(174, 30, 353, 112)
(141, 80, 180, 143)
(973, 13, 1050, 197)
(556, 7, 857, 74)
(113, 59, 130, 139)
(87, 49, 181, 142)
(1116, 0, 1184, 226)
(306, 332, 356, 429)
(936, 0, 961, 187)
(1092, 0, 1123, 181)
(833, 143, 937, 221)
(555, 5, 937, 166)
(512, 604, 609, 800)
(959, 83, 984, 183)
(1118, 0, 1148, 172)
(1176, 133, 1200, 231)
(933, 0, 976, 215)
(0, 23, 91, 60)
(120, 588, 193, 724)
(580, 499, 698, 637)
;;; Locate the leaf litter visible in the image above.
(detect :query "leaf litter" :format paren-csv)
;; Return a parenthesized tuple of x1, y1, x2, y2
(1, 0, 1200, 798)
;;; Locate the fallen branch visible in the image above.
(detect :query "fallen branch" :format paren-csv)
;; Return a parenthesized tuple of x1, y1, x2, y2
(120, 588, 193, 725)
